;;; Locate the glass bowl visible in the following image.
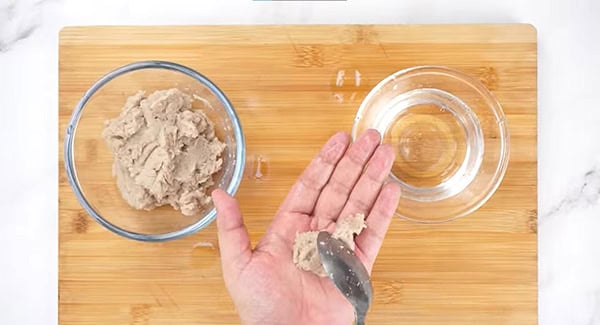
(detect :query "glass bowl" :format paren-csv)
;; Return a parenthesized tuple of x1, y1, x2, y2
(352, 66, 509, 223)
(64, 61, 245, 241)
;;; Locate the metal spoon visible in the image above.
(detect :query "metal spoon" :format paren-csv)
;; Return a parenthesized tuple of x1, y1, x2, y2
(317, 231, 373, 325)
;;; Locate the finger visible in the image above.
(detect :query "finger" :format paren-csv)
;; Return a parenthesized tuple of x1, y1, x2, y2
(213, 189, 252, 275)
(278, 131, 350, 216)
(312, 129, 381, 229)
(355, 182, 401, 271)
(338, 144, 395, 219)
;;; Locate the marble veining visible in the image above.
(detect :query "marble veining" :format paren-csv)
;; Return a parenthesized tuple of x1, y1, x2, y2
(542, 166, 600, 220)
(0, 0, 49, 52)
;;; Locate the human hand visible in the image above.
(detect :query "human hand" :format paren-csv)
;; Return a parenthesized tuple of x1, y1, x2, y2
(212, 129, 401, 325)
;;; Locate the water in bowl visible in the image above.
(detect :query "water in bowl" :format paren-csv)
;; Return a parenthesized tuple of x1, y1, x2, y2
(372, 88, 484, 202)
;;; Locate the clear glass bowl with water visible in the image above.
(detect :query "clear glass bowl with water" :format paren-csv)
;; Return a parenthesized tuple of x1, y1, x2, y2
(352, 66, 509, 223)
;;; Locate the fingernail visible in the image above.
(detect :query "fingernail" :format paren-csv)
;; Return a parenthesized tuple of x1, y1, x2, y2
(325, 141, 346, 161)
(323, 134, 348, 159)
(367, 128, 382, 138)
(381, 144, 395, 166)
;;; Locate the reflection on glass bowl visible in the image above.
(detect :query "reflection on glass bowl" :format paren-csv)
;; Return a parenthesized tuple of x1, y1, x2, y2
(352, 66, 509, 223)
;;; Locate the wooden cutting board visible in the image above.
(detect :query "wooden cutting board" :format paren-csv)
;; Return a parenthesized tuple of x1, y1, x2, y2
(59, 25, 537, 324)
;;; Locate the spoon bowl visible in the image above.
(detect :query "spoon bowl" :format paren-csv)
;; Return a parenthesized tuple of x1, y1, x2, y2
(317, 231, 372, 325)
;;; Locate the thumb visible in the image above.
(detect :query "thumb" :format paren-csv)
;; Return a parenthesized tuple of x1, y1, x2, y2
(212, 189, 252, 274)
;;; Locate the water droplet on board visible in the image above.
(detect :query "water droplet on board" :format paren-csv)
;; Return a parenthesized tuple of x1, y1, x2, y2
(355, 70, 361, 87)
(254, 156, 264, 179)
(192, 241, 215, 250)
(336, 70, 345, 87)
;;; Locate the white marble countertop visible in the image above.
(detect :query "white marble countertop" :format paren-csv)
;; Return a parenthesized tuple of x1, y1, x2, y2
(1, 0, 599, 324)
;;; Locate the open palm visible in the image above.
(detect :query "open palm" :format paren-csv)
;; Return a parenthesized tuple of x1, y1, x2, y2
(212, 129, 401, 325)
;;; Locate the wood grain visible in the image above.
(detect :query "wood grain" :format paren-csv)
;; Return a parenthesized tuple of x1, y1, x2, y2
(59, 25, 537, 324)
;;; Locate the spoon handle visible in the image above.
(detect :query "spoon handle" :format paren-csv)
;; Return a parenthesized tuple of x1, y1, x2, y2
(355, 309, 366, 325)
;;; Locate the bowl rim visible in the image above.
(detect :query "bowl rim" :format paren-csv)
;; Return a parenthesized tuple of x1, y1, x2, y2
(64, 60, 245, 242)
(352, 65, 510, 224)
